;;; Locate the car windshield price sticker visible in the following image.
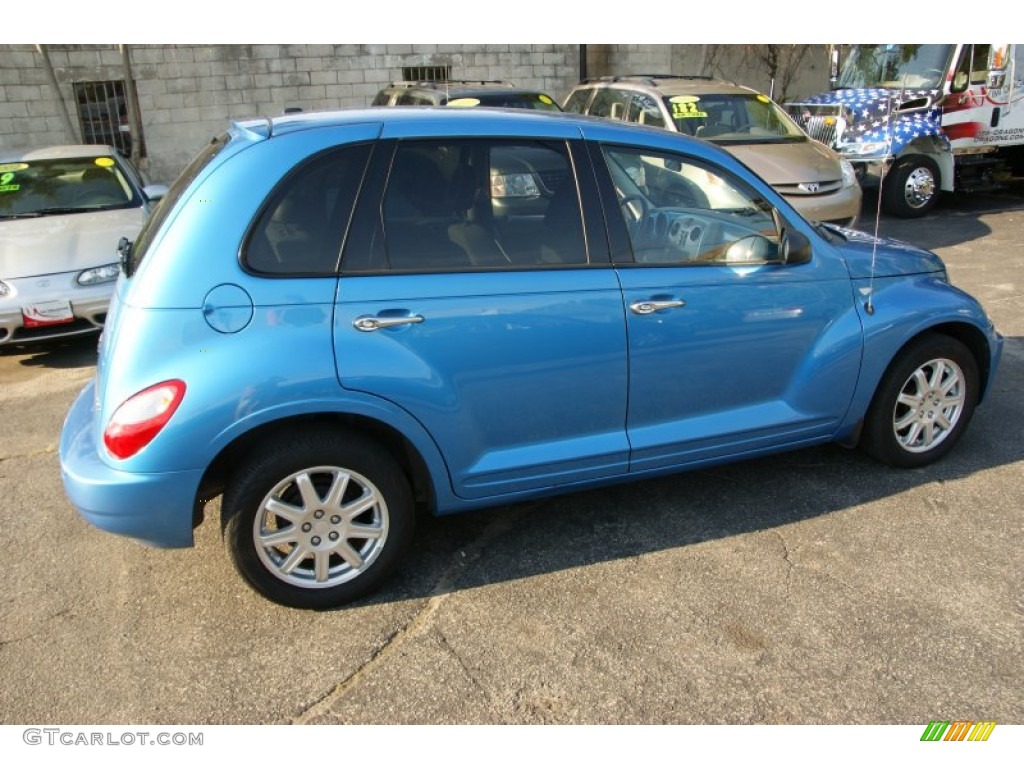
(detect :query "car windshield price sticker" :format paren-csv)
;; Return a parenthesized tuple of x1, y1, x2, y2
(0, 171, 18, 193)
(669, 95, 707, 118)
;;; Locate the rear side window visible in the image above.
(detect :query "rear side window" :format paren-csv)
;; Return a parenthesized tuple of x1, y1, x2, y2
(345, 139, 587, 272)
(563, 89, 592, 114)
(244, 143, 372, 275)
(587, 88, 633, 121)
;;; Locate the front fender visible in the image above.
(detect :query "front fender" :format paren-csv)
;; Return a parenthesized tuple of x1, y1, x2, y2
(839, 274, 1001, 433)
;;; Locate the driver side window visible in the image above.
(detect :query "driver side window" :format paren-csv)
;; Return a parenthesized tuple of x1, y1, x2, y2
(602, 146, 779, 265)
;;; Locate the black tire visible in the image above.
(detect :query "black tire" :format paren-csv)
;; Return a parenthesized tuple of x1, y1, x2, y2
(882, 156, 940, 218)
(860, 334, 979, 468)
(223, 429, 414, 609)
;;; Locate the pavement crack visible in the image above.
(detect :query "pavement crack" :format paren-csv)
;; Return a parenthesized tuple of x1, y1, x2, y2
(0, 445, 58, 463)
(290, 503, 538, 724)
(774, 529, 796, 594)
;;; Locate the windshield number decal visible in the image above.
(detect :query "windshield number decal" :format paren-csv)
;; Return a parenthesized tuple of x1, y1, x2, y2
(672, 101, 707, 119)
(0, 171, 18, 192)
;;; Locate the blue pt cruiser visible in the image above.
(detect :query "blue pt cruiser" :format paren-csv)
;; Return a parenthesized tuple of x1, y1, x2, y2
(59, 108, 1003, 608)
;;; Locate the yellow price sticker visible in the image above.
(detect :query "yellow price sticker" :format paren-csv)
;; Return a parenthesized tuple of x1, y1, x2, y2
(446, 98, 481, 108)
(756, 94, 771, 103)
(538, 94, 554, 105)
(95, 157, 116, 167)
(0, 163, 29, 173)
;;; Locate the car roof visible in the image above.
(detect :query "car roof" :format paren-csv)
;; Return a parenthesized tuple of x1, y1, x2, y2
(385, 80, 561, 102)
(232, 105, 683, 141)
(0, 144, 120, 163)
(576, 75, 758, 98)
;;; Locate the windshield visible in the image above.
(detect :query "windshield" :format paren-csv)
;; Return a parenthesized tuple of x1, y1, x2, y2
(663, 93, 806, 143)
(836, 44, 954, 89)
(0, 156, 140, 218)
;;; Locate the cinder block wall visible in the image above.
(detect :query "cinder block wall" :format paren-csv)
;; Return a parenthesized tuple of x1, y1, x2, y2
(0, 43, 829, 183)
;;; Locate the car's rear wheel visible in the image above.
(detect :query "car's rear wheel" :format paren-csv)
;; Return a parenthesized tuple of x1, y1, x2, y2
(860, 334, 979, 468)
(223, 430, 414, 609)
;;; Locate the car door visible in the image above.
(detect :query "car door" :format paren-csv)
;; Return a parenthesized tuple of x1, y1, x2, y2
(591, 142, 864, 472)
(334, 136, 630, 500)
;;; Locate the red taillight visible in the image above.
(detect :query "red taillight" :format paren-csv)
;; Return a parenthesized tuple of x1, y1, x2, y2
(103, 380, 186, 459)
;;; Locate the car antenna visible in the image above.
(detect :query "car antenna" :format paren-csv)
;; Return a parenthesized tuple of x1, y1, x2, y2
(864, 75, 907, 316)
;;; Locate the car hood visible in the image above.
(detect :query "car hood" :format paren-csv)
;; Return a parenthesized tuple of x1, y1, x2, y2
(794, 88, 947, 152)
(724, 139, 841, 185)
(0, 208, 145, 279)
(825, 225, 946, 278)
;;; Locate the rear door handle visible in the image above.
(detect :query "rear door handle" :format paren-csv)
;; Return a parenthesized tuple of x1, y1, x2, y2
(353, 314, 424, 332)
(629, 300, 685, 315)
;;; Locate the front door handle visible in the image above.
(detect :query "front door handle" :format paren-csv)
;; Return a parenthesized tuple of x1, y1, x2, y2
(353, 314, 425, 332)
(630, 299, 685, 315)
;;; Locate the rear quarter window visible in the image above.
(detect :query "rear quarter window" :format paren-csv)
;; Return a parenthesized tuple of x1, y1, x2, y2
(243, 143, 372, 276)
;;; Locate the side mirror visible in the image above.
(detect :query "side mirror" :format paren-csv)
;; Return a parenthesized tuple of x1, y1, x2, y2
(143, 183, 169, 202)
(781, 228, 812, 265)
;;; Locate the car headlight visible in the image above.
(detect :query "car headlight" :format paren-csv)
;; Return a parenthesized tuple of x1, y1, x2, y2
(491, 172, 540, 199)
(841, 141, 889, 158)
(840, 159, 857, 188)
(77, 264, 120, 286)
(0, 280, 10, 298)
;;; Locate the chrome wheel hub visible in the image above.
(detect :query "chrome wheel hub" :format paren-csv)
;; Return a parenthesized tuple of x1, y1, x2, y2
(892, 357, 966, 453)
(253, 466, 389, 588)
(904, 166, 936, 209)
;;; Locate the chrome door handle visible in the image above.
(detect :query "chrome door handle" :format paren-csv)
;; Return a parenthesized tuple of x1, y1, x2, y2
(353, 314, 424, 332)
(629, 300, 685, 315)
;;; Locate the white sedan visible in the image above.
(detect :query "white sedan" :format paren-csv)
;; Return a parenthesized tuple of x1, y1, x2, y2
(0, 145, 166, 346)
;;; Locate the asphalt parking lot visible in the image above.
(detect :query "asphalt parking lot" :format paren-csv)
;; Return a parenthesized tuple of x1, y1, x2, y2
(1, 186, 1021, 726)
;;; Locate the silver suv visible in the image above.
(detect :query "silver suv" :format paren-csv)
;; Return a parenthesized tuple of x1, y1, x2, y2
(564, 75, 862, 227)
(372, 80, 562, 111)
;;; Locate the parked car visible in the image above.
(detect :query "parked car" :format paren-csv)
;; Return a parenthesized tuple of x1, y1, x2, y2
(563, 75, 862, 227)
(59, 108, 1002, 609)
(371, 79, 563, 111)
(0, 145, 166, 347)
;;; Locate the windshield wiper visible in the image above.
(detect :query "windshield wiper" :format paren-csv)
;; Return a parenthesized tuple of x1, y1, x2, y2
(28, 206, 90, 216)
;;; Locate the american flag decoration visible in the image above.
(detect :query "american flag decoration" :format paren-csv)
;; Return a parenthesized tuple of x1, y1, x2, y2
(797, 88, 949, 155)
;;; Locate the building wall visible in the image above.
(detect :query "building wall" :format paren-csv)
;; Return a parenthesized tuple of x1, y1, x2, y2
(0, 43, 830, 183)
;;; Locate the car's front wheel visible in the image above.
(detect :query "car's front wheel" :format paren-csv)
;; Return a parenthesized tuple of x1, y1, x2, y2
(223, 430, 414, 609)
(882, 156, 940, 218)
(860, 334, 979, 468)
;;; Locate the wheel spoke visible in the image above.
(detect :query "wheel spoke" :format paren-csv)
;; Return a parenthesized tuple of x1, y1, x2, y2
(265, 498, 304, 524)
(324, 470, 351, 510)
(897, 392, 922, 409)
(347, 522, 385, 540)
(294, 472, 322, 510)
(314, 551, 331, 583)
(911, 369, 930, 394)
(335, 541, 365, 570)
(342, 490, 379, 519)
(894, 412, 918, 432)
(927, 362, 947, 390)
(259, 526, 299, 548)
(901, 421, 924, 447)
(920, 421, 936, 447)
(935, 412, 953, 430)
(279, 543, 311, 574)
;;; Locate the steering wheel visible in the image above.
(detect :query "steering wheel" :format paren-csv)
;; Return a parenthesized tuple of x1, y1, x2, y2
(619, 194, 649, 232)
